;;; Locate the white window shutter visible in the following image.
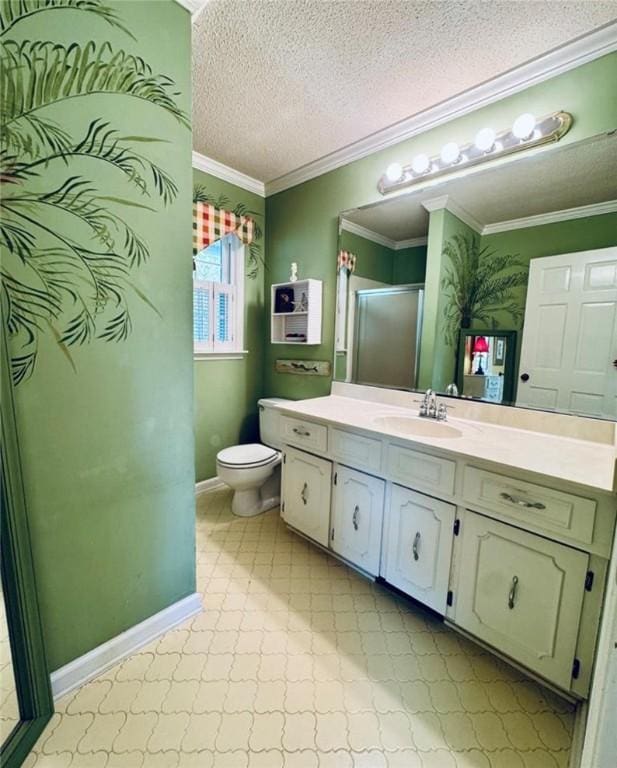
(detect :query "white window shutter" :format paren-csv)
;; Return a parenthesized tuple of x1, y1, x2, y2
(193, 280, 213, 353)
(213, 282, 235, 352)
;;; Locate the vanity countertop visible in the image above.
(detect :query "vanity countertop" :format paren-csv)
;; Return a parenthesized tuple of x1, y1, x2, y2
(274, 395, 617, 493)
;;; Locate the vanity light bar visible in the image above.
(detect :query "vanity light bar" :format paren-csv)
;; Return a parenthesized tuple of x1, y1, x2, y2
(378, 111, 573, 195)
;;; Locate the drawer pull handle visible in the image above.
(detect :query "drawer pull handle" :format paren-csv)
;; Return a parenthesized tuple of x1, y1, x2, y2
(412, 531, 421, 561)
(292, 426, 311, 437)
(352, 505, 359, 531)
(300, 482, 308, 505)
(499, 492, 546, 510)
(508, 575, 519, 609)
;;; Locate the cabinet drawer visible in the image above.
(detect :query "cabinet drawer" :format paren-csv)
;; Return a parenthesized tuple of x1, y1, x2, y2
(331, 428, 382, 474)
(387, 444, 455, 497)
(281, 416, 327, 453)
(463, 466, 597, 545)
(455, 511, 588, 691)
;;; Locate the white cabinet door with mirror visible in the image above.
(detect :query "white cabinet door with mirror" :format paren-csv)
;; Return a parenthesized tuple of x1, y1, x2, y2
(455, 510, 589, 690)
(282, 447, 332, 547)
(383, 484, 456, 614)
(331, 465, 384, 576)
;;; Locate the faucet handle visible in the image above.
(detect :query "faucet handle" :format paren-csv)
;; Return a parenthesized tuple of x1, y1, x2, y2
(437, 403, 448, 421)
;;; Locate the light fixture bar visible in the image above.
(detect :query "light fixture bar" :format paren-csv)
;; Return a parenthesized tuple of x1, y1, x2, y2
(378, 110, 572, 195)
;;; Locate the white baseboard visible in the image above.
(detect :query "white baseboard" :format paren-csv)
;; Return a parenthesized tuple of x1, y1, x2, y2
(195, 476, 226, 495)
(50, 592, 202, 700)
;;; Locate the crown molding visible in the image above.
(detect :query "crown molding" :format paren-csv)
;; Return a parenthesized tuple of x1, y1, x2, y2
(422, 195, 483, 234)
(395, 237, 428, 250)
(192, 151, 265, 197)
(340, 218, 396, 249)
(264, 22, 617, 197)
(340, 219, 428, 251)
(174, 0, 208, 20)
(482, 199, 617, 235)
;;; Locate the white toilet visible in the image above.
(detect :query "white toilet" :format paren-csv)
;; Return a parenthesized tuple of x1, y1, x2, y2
(216, 398, 288, 517)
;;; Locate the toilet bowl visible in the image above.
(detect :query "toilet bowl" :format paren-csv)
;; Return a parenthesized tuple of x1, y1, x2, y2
(216, 444, 282, 517)
(216, 398, 289, 517)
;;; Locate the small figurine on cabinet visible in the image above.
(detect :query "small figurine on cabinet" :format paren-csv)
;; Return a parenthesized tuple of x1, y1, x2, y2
(289, 262, 298, 282)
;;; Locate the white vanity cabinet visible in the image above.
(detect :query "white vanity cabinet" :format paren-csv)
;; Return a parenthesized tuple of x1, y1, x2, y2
(331, 466, 385, 576)
(455, 510, 589, 690)
(276, 402, 613, 698)
(282, 446, 332, 547)
(384, 485, 456, 614)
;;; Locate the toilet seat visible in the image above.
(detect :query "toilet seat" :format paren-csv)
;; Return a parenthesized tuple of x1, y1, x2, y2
(217, 443, 279, 469)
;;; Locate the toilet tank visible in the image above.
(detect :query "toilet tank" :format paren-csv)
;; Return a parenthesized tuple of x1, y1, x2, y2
(259, 398, 290, 450)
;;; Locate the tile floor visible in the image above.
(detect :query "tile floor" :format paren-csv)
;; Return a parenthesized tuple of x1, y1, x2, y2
(26, 488, 576, 767)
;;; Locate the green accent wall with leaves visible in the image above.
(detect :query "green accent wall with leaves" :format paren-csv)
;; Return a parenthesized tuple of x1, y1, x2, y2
(192, 167, 266, 482)
(265, 53, 617, 401)
(2, 0, 195, 671)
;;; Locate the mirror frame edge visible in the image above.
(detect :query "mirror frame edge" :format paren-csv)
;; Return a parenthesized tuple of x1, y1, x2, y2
(1, 322, 54, 768)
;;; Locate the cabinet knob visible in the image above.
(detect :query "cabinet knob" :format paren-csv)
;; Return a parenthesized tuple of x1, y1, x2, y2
(300, 482, 308, 505)
(520, 373, 530, 382)
(508, 575, 519, 609)
(352, 505, 359, 531)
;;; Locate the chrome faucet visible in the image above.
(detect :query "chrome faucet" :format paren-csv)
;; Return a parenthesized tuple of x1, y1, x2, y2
(419, 389, 448, 421)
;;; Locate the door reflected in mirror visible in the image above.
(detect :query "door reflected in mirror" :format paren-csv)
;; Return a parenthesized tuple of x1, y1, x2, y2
(0, 569, 19, 743)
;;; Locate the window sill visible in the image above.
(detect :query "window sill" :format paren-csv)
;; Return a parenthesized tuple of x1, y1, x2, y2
(194, 350, 249, 361)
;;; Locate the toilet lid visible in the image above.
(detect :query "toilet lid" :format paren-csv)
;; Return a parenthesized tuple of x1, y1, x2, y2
(217, 444, 278, 468)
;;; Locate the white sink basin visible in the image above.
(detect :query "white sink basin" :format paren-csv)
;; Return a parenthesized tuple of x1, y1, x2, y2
(373, 415, 463, 439)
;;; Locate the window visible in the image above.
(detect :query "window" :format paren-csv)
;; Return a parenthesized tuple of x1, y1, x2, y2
(193, 233, 244, 355)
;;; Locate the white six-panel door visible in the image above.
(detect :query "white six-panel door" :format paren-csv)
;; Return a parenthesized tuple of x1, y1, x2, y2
(281, 446, 332, 547)
(517, 247, 617, 418)
(384, 485, 456, 614)
(331, 465, 385, 576)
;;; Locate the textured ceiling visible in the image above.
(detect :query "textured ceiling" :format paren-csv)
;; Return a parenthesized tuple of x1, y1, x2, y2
(192, 1, 617, 183)
(343, 134, 617, 240)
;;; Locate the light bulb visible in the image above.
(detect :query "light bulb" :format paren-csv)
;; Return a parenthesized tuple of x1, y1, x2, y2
(475, 127, 496, 152)
(385, 163, 403, 182)
(440, 142, 461, 165)
(512, 113, 536, 140)
(411, 154, 430, 175)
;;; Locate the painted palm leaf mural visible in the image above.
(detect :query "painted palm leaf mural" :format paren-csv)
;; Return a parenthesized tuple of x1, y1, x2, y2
(440, 234, 528, 374)
(0, 0, 188, 384)
(441, 234, 529, 344)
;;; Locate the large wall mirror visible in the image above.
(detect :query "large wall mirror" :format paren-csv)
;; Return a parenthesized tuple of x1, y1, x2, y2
(334, 132, 617, 420)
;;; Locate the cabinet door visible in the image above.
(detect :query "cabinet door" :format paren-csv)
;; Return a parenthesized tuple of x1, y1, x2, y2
(384, 485, 456, 614)
(456, 511, 588, 690)
(282, 447, 332, 547)
(331, 466, 385, 576)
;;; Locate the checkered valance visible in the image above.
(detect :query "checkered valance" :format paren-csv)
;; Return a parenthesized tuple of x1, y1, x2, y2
(193, 201, 255, 256)
(337, 249, 357, 273)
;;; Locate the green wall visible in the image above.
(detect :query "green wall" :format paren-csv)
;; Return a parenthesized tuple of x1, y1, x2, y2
(393, 246, 428, 285)
(192, 169, 266, 482)
(419, 210, 477, 391)
(265, 53, 617, 400)
(4, 0, 194, 671)
(339, 229, 394, 283)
